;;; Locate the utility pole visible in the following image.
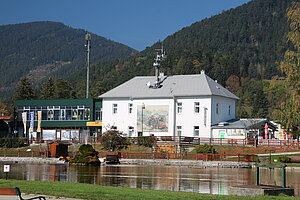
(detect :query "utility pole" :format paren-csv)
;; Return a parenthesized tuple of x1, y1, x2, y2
(85, 33, 91, 99)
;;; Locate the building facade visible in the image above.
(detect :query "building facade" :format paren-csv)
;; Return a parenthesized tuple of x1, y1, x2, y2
(14, 99, 102, 142)
(100, 71, 239, 138)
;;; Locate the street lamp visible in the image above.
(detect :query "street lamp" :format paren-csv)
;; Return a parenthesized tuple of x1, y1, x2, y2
(141, 103, 145, 136)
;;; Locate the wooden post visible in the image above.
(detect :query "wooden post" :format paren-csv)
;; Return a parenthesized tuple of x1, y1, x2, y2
(256, 166, 260, 186)
(282, 166, 286, 188)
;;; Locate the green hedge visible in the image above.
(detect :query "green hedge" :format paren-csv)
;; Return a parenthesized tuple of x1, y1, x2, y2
(0, 137, 27, 148)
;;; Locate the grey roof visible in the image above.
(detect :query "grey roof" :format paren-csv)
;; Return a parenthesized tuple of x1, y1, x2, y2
(211, 119, 277, 130)
(99, 73, 239, 100)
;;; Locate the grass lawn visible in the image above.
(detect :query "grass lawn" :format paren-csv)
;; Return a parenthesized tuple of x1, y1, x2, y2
(0, 179, 298, 200)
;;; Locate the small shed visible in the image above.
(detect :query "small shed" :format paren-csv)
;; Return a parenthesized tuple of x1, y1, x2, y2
(49, 142, 70, 158)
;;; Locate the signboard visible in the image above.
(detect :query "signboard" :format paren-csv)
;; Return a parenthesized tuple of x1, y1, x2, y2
(86, 121, 102, 126)
(4, 165, 10, 172)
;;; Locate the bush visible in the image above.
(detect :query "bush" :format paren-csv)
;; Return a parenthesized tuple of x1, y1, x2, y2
(0, 137, 27, 148)
(278, 156, 291, 163)
(70, 144, 100, 165)
(137, 136, 156, 148)
(194, 144, 216, 154)
(100, 129, 129, 151)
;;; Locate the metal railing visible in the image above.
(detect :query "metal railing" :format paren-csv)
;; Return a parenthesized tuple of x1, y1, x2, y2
(99, 151, 258, 162)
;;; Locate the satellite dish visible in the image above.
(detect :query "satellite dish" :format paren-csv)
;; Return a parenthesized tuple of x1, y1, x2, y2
(147, 82, 151, 87)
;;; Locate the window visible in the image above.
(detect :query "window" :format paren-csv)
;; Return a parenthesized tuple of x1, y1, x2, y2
(95, 108, 102, 121)
(204, 107, 207, 126)
(194, 102, 200, 113)
(128, 103, 133, 114)
(177, 126, 182, 136)
(194, 126, 199, 136)
(177, 102, 182, 113)
(112, 104, 118, 114)
(216, 103, 219, 114)
(229, 105, 231, 116)
(128, 126, 134, 137)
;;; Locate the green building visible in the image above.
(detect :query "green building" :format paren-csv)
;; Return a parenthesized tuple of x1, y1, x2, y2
(14, 99, 102, 142)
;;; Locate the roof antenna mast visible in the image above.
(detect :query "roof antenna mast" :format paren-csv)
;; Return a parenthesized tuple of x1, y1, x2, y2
(153, 42, 167, 84)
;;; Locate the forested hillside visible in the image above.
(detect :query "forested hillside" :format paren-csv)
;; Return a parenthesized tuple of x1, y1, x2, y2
(69, 0, 297, 119)
(0, 21, 137, 97)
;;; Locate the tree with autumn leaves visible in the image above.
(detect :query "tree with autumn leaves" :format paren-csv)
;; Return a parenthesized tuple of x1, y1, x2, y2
(275, 2, 300, 136)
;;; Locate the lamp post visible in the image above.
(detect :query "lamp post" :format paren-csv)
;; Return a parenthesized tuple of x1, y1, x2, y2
(141, 103, 145, 136)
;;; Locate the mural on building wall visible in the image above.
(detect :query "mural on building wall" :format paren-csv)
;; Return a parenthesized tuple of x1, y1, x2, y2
(137, 105, 169, 132)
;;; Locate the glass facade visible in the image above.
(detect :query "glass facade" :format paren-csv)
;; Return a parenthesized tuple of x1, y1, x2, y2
(17, 105, 91, 121)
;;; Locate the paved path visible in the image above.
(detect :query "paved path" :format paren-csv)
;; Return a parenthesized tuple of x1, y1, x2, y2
(0, 194, 83, 200)
(257, 151, 300, 156)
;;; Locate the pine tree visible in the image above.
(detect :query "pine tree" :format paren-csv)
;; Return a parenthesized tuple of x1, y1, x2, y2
(13, 77, 35, 100)
(40, 77, 55, 99)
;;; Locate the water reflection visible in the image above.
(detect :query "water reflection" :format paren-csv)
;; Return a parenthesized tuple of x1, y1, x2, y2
(0, 163, 299, 196)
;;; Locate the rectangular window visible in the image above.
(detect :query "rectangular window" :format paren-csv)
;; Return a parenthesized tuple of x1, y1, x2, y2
(60, 109, 66, 120)
(128, 103, 133, 114)
(95, 108, 102, 121)
(177, 126, 182, 136)
(113, 104, 118, 114)
(128, 126, 134, 137)
(194, 126, 199, 136)
(194, 102, 200, 113)
(216, 103, 219, 114)
(177, 102, 182, 113)
(204, 107, 207, 126)
(229, 105, 231, 116)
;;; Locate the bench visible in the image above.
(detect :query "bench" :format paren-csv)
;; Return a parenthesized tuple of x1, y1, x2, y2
(0, 187, 46, 200)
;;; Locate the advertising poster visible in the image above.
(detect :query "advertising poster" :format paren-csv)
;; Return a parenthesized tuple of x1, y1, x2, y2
(42, 130, 56, 140)
(137, 105, 168, 132)
(61, 130, 71, 140)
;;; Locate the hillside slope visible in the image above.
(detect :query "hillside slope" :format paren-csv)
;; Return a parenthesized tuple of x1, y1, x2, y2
(0, 21, 137, 97)
(83, 0, 296, 93)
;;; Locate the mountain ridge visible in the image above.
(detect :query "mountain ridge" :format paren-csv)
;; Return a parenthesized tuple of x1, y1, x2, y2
(0, 21, 137, 97)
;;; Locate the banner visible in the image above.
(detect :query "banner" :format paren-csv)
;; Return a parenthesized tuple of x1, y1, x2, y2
(37, 111, 42, 132)
(22, 112, 27, 136)
(29, 111, 34, 134)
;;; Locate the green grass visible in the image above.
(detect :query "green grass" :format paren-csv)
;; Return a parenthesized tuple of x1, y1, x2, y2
(0, 179, 298, 200)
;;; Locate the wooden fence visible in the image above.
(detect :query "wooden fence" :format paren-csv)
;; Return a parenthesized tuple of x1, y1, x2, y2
(99, 152, 258, 162)
(0, 151, 49, 157)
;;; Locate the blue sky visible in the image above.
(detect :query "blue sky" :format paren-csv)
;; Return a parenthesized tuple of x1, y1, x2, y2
(0, 0, 251, 51)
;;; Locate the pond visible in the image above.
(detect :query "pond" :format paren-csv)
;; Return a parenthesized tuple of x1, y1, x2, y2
(0, 163, 299, 196)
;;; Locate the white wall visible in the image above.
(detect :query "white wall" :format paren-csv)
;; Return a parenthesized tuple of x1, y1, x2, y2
(175, 97, 211, 137)
(102, 96, 236, 138)
(211, 96, 236, 125)
(102, 98, 174, 137)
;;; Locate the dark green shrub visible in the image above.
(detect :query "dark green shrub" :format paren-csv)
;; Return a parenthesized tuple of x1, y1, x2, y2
(100, 130, 129, 151)
(0, 137, 27, 148)
(194, 144, 216, 154)
(278, 156, 291, 163)
(70, 144, 100, 166)
(137, 136, 156, 148)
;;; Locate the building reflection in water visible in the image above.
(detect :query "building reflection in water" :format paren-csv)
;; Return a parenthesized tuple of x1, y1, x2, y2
(0, 163, 299, 196)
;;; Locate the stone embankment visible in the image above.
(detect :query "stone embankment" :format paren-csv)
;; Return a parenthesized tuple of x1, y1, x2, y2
(0, 157, 65, 164)
(120, 159, 253, 168)
(0, 157, 254, 168)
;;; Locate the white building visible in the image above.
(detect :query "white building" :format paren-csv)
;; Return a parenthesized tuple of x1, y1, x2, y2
(99, 71, 239, 138)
